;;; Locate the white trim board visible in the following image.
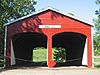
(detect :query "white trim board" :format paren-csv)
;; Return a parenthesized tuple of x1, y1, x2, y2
(11, 40, 16, 65)
(82, 38, 87, 65)
(91, 27, 94, 67)
(4, 26, 7, 67)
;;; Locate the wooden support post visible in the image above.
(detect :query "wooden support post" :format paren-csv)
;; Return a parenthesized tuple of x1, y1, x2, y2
(47, 35, 56, 68)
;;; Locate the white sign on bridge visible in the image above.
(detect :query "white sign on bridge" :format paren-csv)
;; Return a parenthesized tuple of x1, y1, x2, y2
(39, 25, 61, 28)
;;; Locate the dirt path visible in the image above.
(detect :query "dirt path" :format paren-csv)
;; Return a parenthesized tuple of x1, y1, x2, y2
(0, 67, 100, 75)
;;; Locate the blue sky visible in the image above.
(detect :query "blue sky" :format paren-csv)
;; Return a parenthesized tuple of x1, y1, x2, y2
(35, 0, 98, 23)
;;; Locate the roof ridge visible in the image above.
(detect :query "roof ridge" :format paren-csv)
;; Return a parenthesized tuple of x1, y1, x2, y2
(4, 7, 94, 26)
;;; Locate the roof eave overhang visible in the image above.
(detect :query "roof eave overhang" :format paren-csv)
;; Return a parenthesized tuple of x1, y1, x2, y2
(4, 7, 94, 27)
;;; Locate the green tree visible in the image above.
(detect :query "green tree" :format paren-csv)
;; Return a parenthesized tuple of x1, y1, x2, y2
(0, 0, 36, 67)
(94, 17, 100, 56)
(93, 0, 100, 56)
(96, 0, 100, 4)
(52, 47, 66, 62)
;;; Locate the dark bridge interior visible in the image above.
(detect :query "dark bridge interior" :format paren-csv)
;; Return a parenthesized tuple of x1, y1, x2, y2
(52, 32, 86, 66)
(12, 32, 86, 67)
(12, 32, 47, 66)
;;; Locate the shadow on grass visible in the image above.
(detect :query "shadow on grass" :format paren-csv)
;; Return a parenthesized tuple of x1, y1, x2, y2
(0, 67, 5, 73)
(94, 64, 100, 68)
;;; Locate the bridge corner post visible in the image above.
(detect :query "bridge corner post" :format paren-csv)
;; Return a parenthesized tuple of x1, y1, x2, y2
(87, 36, 92, 68)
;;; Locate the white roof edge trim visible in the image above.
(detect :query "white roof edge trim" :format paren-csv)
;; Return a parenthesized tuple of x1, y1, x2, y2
(48, 7, 94, 26)
(4, 7, 94, 26)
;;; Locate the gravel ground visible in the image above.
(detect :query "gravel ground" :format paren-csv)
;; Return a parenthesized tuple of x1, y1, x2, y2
(0, 67, 100, 75)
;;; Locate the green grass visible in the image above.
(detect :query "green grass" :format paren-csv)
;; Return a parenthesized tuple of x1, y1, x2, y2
(33, 48, 57, 62)
(94, 64, 100, 68)
(94, 58, 100, 62)
(33, 47, 100, 69)
(33, 48, 47, 62)
(94, 57, 100, 68)
(33, 47, 66, 62)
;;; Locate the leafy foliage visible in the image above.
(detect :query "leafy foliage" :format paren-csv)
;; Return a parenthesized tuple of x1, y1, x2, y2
(96, 0, 100, 4)
(0, 25, 4, 67)
(0, 0, 36, 23)
(93, 0, 100, 56)
(33, 47, 66, 63)
(0, 0, 36, 67)
(52, 47, 66, 62)
(94, 18, 100, 56)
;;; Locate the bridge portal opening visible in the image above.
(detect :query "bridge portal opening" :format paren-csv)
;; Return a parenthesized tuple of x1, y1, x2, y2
(52, 32, 86, 66)
(12, 32, 47, 66)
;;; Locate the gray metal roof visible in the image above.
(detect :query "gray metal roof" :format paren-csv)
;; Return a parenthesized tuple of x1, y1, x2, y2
(4, 7, 94, 26)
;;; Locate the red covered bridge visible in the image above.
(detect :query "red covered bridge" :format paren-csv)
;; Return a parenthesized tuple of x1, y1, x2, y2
(4, 7, 94, 68)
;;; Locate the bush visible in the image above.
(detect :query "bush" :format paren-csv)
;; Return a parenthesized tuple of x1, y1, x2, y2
(94, 49, 100, 56)
(0, 54, 4, 67)
(52, 47, 66, 62)
(0, 28, 4, 68)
